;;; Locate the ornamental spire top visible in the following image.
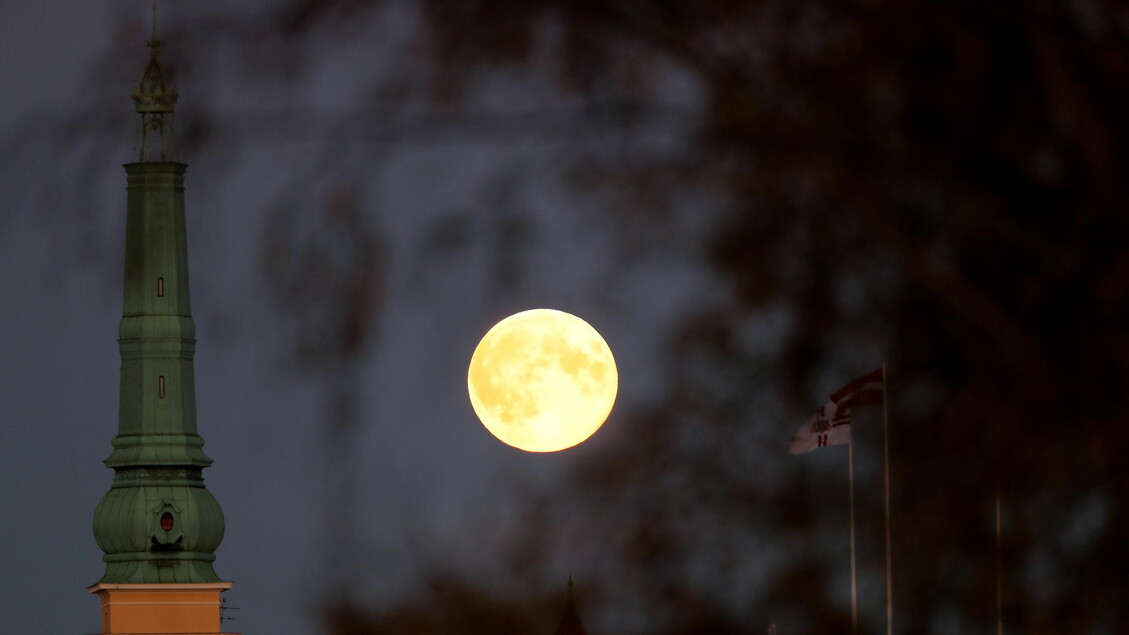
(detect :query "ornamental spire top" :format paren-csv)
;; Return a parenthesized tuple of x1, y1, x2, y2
(132, 0, 178, 161)
(555, 576, 588, 635)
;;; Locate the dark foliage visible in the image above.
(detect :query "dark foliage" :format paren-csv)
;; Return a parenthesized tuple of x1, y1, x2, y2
(108, 1, 1127, 632)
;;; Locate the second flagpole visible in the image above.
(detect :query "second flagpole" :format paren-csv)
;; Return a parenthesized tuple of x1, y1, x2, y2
(882, 361, 894, 635)
(849, 436, 858, 634)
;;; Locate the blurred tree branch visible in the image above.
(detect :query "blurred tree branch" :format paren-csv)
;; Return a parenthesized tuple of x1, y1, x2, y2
(15, 0, 1125, 631)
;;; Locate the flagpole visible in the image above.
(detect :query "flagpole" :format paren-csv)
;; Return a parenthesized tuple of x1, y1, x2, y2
(882, 361, 893, 635)
(996, 487, 1003, 635)
(849, 438, 858, 635)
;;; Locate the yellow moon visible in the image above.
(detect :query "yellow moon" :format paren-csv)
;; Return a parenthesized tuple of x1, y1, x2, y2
(467, 309, 618, 452)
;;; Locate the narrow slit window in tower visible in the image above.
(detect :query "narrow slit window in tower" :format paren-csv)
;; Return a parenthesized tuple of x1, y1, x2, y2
(158, 375, 166, 399)
(157, 277, 164, 297)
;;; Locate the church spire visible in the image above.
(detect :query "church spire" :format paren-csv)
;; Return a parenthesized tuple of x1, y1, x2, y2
(89, 11, 235, 634)
(555, 576, 589, 635)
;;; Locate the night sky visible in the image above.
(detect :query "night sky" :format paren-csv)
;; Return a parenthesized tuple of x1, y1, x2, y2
(1, 3, 698, 633)
(2, 2, 1125, 634)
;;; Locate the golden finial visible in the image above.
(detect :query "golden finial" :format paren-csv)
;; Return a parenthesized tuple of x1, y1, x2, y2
(132, 0, 178, 161)
(146, 0, 161, 53)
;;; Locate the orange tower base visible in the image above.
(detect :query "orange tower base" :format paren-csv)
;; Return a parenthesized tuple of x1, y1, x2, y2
(87, 583, 238, 635)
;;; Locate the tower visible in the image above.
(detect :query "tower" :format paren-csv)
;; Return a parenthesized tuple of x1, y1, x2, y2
(88, 17, 237, 635)
(555, 577, 588, 635)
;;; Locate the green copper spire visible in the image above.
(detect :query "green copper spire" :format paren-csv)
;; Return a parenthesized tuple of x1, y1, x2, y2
(92, 28, 225, 585)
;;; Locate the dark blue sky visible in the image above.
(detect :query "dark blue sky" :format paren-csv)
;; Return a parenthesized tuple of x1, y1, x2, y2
(11, 3, 1113, 633)
(0, 4, 728, 633)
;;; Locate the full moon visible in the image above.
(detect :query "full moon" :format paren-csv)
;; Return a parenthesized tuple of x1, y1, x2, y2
(467, 309, 618, 452)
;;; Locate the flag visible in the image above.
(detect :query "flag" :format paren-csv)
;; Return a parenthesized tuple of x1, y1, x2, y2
(788, 368, 884, 454)
(789, 400, 853, 454)
(830, 367, 884, 408)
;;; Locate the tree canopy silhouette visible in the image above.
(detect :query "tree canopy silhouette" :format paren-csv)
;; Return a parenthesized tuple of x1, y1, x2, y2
(57, 1, 1128, 632)
(256, 1, 1129, 632)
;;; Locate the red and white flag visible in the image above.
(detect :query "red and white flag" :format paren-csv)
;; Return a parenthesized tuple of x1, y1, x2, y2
(788, 368, 884, 454)
(789, 400, 854, 454)
(831, 367, 884, 408)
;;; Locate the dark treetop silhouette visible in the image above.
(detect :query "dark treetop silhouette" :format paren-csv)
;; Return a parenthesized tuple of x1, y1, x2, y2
(31, 1, 1129, 633)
